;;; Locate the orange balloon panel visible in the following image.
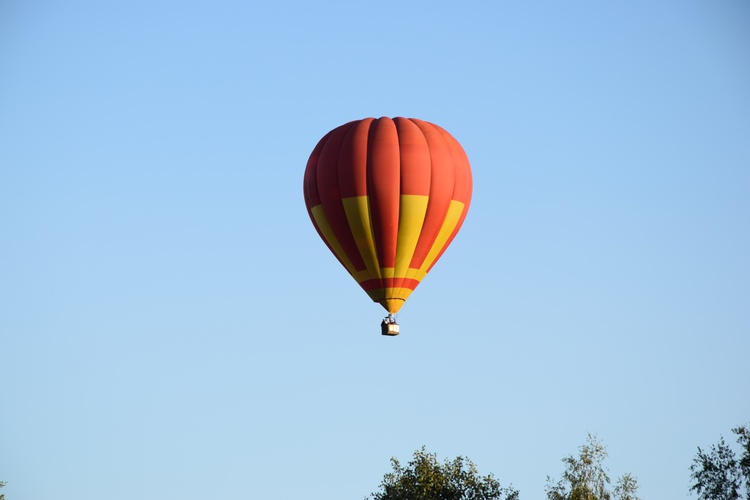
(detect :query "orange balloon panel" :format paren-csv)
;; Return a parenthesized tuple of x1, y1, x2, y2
(303, 117, 472, 314)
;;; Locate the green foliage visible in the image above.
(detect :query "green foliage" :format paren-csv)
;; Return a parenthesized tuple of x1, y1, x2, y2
(367, 446, 519, 500)
(612, 474, 639, 500)
(734, 424, 750, 494)
(0, 480, 5, 500)
(690, 423, 750, 500)
(545, 434, 640, 500)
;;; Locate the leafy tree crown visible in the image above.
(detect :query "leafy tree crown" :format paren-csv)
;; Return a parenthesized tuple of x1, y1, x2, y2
(368, 446, 518, 500)
(546, 434, 640, 500)
(690, 423, 750, 500)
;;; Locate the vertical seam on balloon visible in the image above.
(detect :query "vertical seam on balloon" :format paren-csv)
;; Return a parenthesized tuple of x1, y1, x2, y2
(362, 119, 381, 285)
(403, 118, 432, 301)
(365, 119, 384, 293)
(393, 117, 405, 300)
(352, 119, 379, 286)
(334, 127, 355, 284)
(395, 118, 428, 301)
(388, 118, 401, 302)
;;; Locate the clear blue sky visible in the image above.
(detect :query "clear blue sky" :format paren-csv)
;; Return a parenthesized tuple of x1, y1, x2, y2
(1, 1, 749, 498)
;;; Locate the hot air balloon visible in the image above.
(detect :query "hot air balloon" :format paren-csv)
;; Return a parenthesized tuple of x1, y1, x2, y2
(303, 117, 472, 335)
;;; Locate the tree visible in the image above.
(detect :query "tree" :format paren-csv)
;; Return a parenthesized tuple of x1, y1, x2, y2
(734, 424, 750, 494)
(545, 434, 640, 500)
(0, 480, 5, 500)
(367, 446, 519, 500)
(690, 423, 750, 500)
(612, 474, 640, 500)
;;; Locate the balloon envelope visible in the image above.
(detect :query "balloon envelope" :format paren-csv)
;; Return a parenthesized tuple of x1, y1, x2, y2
(303, 117, 472, 314)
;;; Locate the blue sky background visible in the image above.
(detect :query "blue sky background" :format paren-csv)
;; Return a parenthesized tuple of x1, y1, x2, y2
(1, 1, 749, 499)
